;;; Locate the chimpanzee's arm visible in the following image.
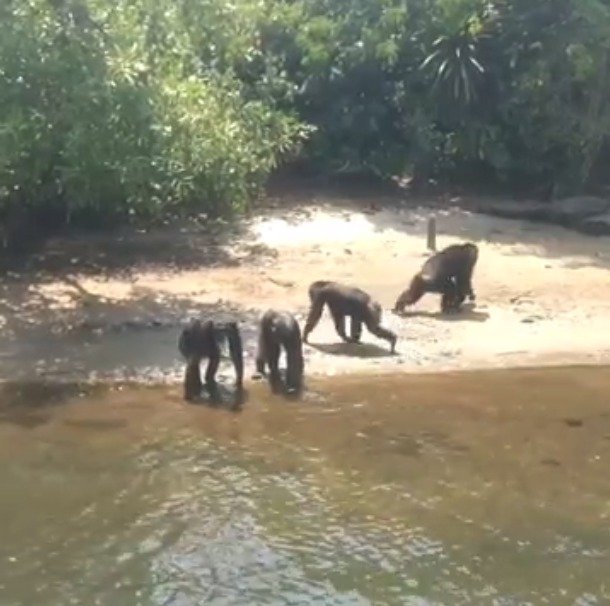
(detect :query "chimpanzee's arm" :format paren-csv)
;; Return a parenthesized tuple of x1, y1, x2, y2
(303, 293, 325, 342)
(226, 322, 244, 389)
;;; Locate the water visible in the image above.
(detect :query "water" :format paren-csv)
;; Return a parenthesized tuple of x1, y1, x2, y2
(1, 367, 609, 605)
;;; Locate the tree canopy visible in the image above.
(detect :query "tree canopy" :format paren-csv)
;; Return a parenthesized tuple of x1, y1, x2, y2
(1, 0, 609, 236)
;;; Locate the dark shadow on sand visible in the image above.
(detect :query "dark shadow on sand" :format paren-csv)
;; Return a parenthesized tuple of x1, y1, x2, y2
(309, 341, 394, 358)
(394, 305, 490, 323)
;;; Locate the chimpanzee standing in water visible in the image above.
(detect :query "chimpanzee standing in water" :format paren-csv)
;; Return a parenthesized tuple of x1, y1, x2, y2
(393, 242, 478, 314)
(303, 281, 397, 353)
(178, 319, 244, 401)
(256, 309, 304, 395)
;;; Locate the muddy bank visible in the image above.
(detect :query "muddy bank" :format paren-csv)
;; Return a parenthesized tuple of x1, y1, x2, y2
(1, 191, 610, 383)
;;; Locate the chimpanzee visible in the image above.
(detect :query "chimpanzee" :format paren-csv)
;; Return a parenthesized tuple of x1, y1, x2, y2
(393, 242, 478, 314)
(255, 309, 304, 394)
(178, 319, 244, 401)
(303, 281, 397, 353)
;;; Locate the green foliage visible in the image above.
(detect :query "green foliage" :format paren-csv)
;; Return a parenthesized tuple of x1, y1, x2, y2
(1, 0, 610, 242)
(0, 0, 308, 234)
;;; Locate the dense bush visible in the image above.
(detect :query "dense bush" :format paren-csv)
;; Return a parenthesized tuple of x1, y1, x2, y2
(0, 0, 309, 237)
(272, 0, 610, 192)
(1, 0, 610, 241)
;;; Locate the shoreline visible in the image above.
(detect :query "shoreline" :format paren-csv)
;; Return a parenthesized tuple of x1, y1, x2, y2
(2, 362, 610, 413)
(1, 191, 610, 384)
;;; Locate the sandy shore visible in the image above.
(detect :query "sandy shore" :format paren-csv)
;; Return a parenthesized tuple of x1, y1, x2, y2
(1, 192, 610, 382)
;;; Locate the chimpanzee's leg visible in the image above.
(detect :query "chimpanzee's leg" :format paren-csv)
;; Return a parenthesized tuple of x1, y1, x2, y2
(184, 358, 202, 401)
(350, 315, 363, 343)
(267, 341, 282, 393)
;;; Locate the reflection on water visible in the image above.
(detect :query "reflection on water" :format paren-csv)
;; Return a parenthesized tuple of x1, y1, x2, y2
(1, 367, 610, 605)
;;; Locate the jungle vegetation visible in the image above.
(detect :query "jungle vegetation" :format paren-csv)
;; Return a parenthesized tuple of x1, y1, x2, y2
(1, 0, 609, 239)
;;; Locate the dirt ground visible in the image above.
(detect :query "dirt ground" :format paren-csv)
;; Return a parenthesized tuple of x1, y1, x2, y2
(1, 190, 610, 383)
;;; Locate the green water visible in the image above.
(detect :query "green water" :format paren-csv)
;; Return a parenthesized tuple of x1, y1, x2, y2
(1, 367, 609, 605)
